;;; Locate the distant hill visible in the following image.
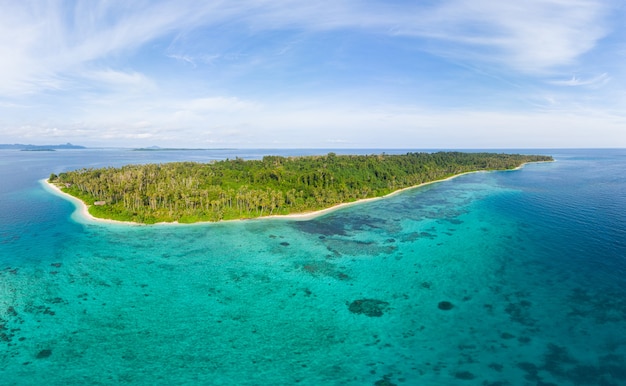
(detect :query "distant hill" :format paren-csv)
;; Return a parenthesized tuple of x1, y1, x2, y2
(132, 146, 236, 151)
(0, 143, 86, 150)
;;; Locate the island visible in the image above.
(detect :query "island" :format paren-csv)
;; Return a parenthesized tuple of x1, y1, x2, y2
(0, 142, 85, 150)
(47, 152, 553, 224)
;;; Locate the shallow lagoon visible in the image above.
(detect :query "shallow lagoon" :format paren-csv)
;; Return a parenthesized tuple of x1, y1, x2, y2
(1, 149, 625, 385)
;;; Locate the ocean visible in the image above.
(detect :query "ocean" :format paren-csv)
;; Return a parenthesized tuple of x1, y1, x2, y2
(1, 148, 625, 385)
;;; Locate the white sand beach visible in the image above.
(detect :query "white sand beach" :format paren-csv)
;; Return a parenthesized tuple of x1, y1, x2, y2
(41, 162, 545, 226)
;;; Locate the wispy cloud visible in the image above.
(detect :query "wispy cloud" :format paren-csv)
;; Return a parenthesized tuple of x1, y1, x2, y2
(0, 1, 229, 94)
(0, 0, 611, 95)
(392, 0, 610, 73)
(181, 97, 258, 112)
(549, 73, 610, 87)
(167, 54, 197, 67)
(83, 69, 157, 91)
(0, 1, 622, 148)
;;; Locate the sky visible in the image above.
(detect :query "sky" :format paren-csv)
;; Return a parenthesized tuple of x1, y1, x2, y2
(0, 0, 624, 148)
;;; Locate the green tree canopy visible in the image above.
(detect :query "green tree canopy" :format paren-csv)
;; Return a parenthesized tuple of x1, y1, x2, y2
(53, 152, 553, 224)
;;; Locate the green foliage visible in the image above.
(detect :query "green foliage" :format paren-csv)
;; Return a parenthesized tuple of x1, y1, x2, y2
(53, 152, 553, 223)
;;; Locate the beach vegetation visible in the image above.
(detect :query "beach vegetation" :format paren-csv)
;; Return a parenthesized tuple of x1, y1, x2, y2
(52, 152, 553, 223)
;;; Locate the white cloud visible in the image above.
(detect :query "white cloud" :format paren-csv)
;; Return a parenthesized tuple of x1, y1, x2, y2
(393, 0, 610, 73)
(3, 95, 625, 148)
(83, 69, 156, 91)
(549, 73, 610, 87)
(181, 97, 258, 112)
(167, 54, 197, 67)
(0, 1, 622, 148)
(0, 1, 230, 95)
(0, 0, 611, 96)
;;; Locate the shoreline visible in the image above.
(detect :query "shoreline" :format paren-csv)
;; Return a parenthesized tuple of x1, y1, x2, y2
(42, 179, 136, 226)
(41, 161, 549, 226)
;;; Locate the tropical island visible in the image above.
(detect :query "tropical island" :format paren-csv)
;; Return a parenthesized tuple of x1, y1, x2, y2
(48, 152, 553, 224)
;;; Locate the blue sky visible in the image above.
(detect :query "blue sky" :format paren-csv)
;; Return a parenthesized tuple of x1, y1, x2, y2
(0, 0, 624, 148)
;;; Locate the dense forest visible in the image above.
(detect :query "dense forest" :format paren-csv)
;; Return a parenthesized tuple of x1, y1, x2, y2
(49, 152, 553, 223)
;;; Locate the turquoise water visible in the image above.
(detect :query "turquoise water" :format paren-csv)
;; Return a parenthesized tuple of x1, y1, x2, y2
(1, 149, 625, 385)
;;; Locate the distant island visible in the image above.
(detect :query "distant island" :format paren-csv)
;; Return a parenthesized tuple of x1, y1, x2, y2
(0, 142, 85, 150)
(132, 146, 234, 151)
(48, 152, 553, 224)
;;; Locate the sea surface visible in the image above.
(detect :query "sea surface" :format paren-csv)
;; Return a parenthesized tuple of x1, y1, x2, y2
(1, 148, 625, 385)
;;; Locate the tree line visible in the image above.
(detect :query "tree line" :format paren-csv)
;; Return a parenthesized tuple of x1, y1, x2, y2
(49, 152, 553, 223)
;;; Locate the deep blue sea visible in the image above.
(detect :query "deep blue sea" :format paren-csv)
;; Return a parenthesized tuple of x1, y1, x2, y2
(1, 148, 625, 385)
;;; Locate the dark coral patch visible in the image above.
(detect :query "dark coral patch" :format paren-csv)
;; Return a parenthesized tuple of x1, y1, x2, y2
(301, 261, 351, 281)
(438, 301, 454, 310)
(374, 379, 397, 386)
(455, 371, 475, 380)
(348, 299, 390, 317)
(36, 349, 52, 359)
